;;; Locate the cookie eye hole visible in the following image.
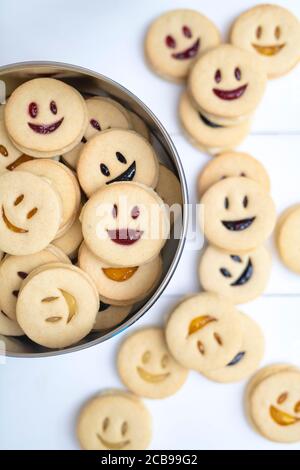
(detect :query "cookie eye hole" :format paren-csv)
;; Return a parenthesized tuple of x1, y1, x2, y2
(182, 25, 192, 38)
(256, 25, 262, 39)
(28, 102, 38, 118)
(50, 100, 57, 115)
(102, 417, 109, 432)
(231, 255, 242, 263)
(17, 271, 28, 280)
(294, 400, 300, 413)
(165, 35, 176, 49)
(116, 152, 127, 164)
(161, 354, 169, 368)
(214, 332, 223, 346)
(243, 196, 248, 208)
(90, 118, 101, 131)
(215, 69, 222, 84)
(224, 197, 229, 209)
(142, 350, 151, 364)
(27, 207, 38, 219)
(220, 267, 232, 278)
(240, 172, 246, 177)
(0, 145, 8, 157)
(121, 421, 128, 436)
(14, 194, 24, 206)
(112, 204, 118, 219)
(100, 163, 110, 177)
(277, 392, 288, 404)
(131, 206, 140, 220)
(234, 67, 241, 81)
(275, 26, 281, 40)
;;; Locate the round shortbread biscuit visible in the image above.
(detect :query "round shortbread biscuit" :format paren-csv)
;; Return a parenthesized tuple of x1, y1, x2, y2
(16, 263, 99, 349)
(78, 242, 162, 305)
(200, 176, 276, 252)
(276, 205, 300, 274)
(179, 91, 251, 154)
(165, 292, 243, 372)
(0, 171, 62, 255)
(117, 327, 188, 399)
(93, 303, 132, 331)
(77, 129, 159, 197)
(156, 164, 182, 216)
(145, 9, 221, 82)
(129, 112, 150, 140)
(230, 4, 300, 79)
(188, 44, 267, 118)
(77, 391, 152, 450)
(202, 313, 264, 383)
(15, 159, 81, 237)
(198, 152, 270, 197)
(199, 244, 271, 304)
(0, 245, 70, 320)
(4, 78, 88, 156)
(81, 182, 169, 267)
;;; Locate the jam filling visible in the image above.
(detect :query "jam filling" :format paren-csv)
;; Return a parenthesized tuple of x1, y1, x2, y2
(213, 84, 248, 101)
(172, 38, 200, 60)
(221, 217, 255, 231)
(107, 228, 143, 245)
(28, 117, 64, 134)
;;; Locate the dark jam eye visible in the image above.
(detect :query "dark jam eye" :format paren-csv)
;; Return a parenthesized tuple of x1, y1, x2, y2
(256, 25, 262, 39)
(50, 100, 57, 115)
(100, 163, 110, 177)
(224, 197, 229, 209)
(214, 69, 222, 84)
(116, 152, 127, 164)
(131, 206, 140, 219)
(90, 118, 101, 131)
(112, 204, 118, 218)
(243, 196, 248, 208)
(28, 102, 38, 118)
(234, 67, 241, 81)
(182, 25, 192, 38)
(275, 26, 281, 39)
(165, 35, 176, 48)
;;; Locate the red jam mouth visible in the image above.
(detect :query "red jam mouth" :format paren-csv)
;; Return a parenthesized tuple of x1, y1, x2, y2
(107, 228, 143, 245)
(252, 43, 285, 56)
(213, 84, 248, 101)
(221, 217, 255, 231)
(28, 117, 64, 134)
(172, 38, 200, 60)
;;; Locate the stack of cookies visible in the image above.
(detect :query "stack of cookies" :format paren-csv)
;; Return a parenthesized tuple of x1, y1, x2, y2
(0, 77, 182, 350)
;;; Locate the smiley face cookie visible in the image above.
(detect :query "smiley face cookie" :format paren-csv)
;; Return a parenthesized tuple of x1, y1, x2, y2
(230, 5, 300, 78)
(81, 182, 169, 267)
(16, 263, 99, 348)
(202, 313, 264, 383)
(0, 171, 62, 255)
(93, 303, 132, 331)
(247, 366, 300, 442)
(200, 177, 276, 252)
(145, 9, 221, 82)
(198, 151, 270, 197)
(16, 159, 81, 237)
(276, 205, 300, 274)
(179, 91, 251, 154)
(0, 245, 70, 320)
(4, 78, 88, 157)
(199, 245, 271, 304)
(77, 391, 152, 450)
(78, 242, 162, 305)
(63, 97, 132, 169)
(188, 44, 267, 119)
(77, 129, 159, 197)
(165, 292, 243, 372)
(117, 327, 188, 399)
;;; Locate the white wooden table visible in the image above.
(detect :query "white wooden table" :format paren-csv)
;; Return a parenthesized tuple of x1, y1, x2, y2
(0, 0, 300, 450)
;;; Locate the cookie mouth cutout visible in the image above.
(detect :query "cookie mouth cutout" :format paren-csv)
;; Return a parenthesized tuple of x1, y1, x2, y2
(6, 154, 34, 171)
(252, 43, 285, 56)
(172, 38, 200, 60)
(230, 258, 253, 286)
(198, 112, 224, 129)
(27, 117, 64, 134)
(213, 84, 248, 101)
(107, 228, 143, 245)
(221, 217, 255, 231)
(96, 433, 130, 450)
(107, 161, 136, 184)
(2, 206, 28, 233)
(137, 366, 170, 383)
(269, 406, 300, 426)
(227, 351, 245, 366)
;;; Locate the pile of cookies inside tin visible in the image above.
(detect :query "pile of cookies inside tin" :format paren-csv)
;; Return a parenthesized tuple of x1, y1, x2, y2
(0, 76, 182, 350)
